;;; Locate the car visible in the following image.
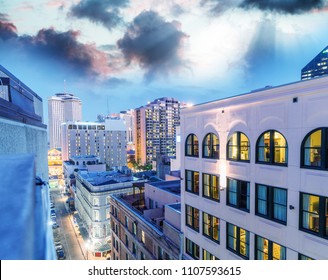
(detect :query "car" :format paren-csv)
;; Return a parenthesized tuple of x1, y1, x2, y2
(50, 202, 55, 209)
(52, 222, 59, 229)
(50, 209, 55, 214)
(56, 249, 65, 260)
(55, 241, 63, 250)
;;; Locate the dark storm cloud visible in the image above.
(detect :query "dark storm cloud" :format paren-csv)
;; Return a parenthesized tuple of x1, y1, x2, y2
(117, 10, 188, 82)
(70, 0, 129, 30)
(18, 29, 95, 74)
(200, 0, 328, 15)
(0, 21, 115, 77)
(0, 14, 18, 40)
(240, 0, 327, 14)
(200, 0, 242, 15)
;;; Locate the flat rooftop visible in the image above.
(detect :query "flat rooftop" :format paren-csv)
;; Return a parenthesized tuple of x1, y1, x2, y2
(148, 180, 181, 195)
(79, 171, 139, 186)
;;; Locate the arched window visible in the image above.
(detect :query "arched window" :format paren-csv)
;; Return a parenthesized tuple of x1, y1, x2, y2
(185, 134, 199, 157)
(227, 132, 250, 161)
(256, 130, 287, 165)
(202, 133, 219, 159)
(301, 128, 328, 169)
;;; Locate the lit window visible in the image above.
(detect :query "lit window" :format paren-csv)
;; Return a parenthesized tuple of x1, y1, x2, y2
(202, 133, 219, 159)
(227, 223, 249, 259)
(301, 128, 328, 169)
(202, 249, 219, 260)
(185, 170, 199, 194)
(185, 134, 199, 157)
(300, 193, 328, 239)
(186, 204, 199, 232)
(202, 212, 220, 243)
(203, 173, 219, 201)
(255, 235, 286, 260)
(185, 238, 199, 260)
(256, 130, 287, 165)
(227, 132, 250, 161)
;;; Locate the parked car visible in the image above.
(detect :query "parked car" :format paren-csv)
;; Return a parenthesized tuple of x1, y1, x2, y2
(55, 241, 63, 251)
(56, 249, 65, 260)
(52, 222, 59, 229)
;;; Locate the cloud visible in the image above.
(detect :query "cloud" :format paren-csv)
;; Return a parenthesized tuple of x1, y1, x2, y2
(0, 14, 18, 40)
(69, 0, 129, 30)
(200, 0, 328, 15)
(170, 4, 185, 17)
(18, 28, 116, 77)
(240, 0, 328, 14)
(0, 18, 119, 78)
(117, 10, 189, 82)
(200, 0, 243, 15)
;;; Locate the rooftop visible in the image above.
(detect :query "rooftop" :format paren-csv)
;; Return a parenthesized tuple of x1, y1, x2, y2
(147, 180, 181, 195)
(79, 171, 139, 186)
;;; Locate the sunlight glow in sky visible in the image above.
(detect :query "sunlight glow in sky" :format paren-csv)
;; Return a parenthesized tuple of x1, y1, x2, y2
(1, 0, 328, 122)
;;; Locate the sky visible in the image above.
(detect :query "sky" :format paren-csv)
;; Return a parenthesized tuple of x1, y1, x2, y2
(1, 0, 328, 124)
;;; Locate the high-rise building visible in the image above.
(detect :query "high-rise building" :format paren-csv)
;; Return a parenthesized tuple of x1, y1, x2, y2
(180, 76, 328, 260)
(301, 45, 328, 80)
(48, 93, 82, 149)
(61, 119, 127, 169)
(134, 97, 181, 165)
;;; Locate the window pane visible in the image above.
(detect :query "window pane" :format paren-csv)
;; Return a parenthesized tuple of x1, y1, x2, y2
(212, 217, 220, 241)
(212, 175, 219, 200)
(257, 185, 267, 215)
(203, 174, 210, 197)
(203, 134, 211, 157)
(228, 179, 238, 206)
(240, 133, 249, 160)
(212, 134, 220, 159)
(194, 172, 199, 193)
(272, 243, 286, 260)
(302, 194, 320, 232)
(273, 188, 287, 222)
(256, 236, 269, 260)
(239, 228, 249, 257)
(240, 181, 250, 210)
(203, 213, 211, 236)
(274, 147, 287, 164)
(304, 130, 321, 166)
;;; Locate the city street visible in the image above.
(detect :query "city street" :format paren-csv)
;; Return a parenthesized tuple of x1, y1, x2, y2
(51, 189, 87, 260)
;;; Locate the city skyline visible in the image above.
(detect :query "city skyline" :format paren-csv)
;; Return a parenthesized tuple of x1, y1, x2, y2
(1, 0, 328, 123)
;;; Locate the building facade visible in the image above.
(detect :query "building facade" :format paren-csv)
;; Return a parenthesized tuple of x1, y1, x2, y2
(0, 65, 54, 259)
(48, 93, 82, 149)
(48, 148, 63, 188)
(75, 170, 146, 258)
(180, 76, 328, 260)
(301, 45, 328, 80)
(61, 119, 127, 168)
(134, 97, 181, 165)
(110, 180, 182, 260)
(63, 155, 106, 188)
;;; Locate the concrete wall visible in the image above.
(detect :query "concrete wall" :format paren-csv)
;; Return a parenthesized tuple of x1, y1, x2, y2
(0, 117, 48, 180)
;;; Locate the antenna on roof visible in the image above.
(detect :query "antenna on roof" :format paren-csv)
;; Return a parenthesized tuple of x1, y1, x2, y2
(64, 79, 67, 93)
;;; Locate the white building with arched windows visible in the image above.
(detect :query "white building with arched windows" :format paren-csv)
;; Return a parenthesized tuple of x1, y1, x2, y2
(180, 76, 328, 260)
